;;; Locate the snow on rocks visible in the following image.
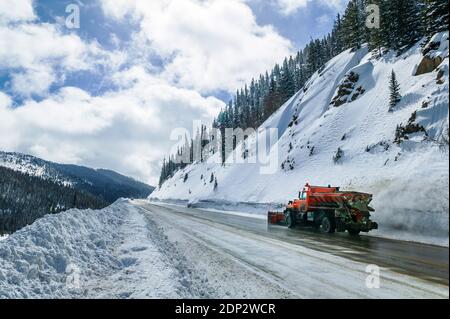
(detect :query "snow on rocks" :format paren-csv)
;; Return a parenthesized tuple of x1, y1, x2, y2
(415, 32, 449, 76)
(330, 70, 366, 107)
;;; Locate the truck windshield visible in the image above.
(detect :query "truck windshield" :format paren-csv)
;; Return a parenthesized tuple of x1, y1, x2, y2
(300, 192, 307, 200)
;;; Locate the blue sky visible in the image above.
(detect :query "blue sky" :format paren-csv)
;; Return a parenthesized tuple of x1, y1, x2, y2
(1, 0, 347, 102)
(249, 1, 345, 49)
(0, 0, 348, 184)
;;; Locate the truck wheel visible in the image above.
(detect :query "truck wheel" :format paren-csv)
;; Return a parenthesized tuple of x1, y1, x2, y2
(286, 212, 296, 229)
(348, 229, 360, 236)
(321, 216, 336, 233)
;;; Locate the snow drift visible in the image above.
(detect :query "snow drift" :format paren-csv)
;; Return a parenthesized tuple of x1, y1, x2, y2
(0, 200, 184, 299)
(0, 202, 122, 298)
(152, 33, 450, 246)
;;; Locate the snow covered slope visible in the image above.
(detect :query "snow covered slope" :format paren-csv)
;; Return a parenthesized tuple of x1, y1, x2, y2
(0, 152, 71, 186)
(152, 33, 449, 246)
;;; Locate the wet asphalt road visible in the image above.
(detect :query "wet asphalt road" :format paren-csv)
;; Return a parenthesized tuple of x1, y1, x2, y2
(145, 202, 449, 287)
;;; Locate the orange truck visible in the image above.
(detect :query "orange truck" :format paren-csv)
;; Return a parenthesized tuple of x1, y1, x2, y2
(268, 184, 378, 235)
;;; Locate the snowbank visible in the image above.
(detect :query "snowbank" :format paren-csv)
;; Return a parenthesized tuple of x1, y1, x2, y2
(152, 34, 449, 246)
(0, 201, 126, 298)
(0, 200, 181, 299)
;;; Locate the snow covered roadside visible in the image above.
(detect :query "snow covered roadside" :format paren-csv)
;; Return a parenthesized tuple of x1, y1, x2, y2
(0, 199, 292, 299)
(0, 235, 8, 241)
(0, 200, 183, 299)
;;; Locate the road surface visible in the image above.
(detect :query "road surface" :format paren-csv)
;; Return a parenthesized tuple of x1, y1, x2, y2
(133, 201, 449, 299)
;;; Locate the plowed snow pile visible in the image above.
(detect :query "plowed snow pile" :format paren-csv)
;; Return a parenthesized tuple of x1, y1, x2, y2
(152, 33, 449, 246)
(0, 200, 182, 298)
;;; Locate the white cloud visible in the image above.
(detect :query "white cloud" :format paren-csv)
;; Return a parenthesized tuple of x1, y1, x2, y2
(274, 0, 348, 16)
(0, 19, 125, 97)
(10, 66, 56, 97)
(0, 0, 36, 24)
(0, 92, 19, 149)
(0, 0, 299, 184)
(0, 72, 224, 184)
(316, 14, 332, 27)
(276, 0, 308, 15)
(0, 92, 12, 107)
(101, 0, 293, 93)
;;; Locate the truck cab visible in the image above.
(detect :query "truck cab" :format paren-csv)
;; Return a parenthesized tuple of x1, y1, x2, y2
(289, 184, 339, 211)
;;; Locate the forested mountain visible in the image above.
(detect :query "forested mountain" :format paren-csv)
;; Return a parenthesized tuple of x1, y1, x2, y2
(0, 152, 155, 234)
(0, 166, 106, 235)
(0, 152, 154, 202)
(50, 164, 154, 202)
(158, 0, 449, 185)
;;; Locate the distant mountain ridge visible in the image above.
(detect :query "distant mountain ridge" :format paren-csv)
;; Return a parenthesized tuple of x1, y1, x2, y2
(0, 151, 154, 234)
(0, 151, 154, 202)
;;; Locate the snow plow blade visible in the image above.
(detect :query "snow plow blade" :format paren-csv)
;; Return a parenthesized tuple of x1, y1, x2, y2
(268, 211, 286, 225)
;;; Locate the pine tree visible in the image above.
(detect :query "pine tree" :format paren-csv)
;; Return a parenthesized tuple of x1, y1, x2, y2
(218, 110, 228, 164)
(158, 158, 167, 188)
(280, 57, 295, 103)
(233, 90, 241, 128)
(305, 40, 316, 75)
(377, 0, 397, 50)
(331, 14, 344, 54)
(264, 73, 280, 117)
(243, 85, 251, 128)
(341, 0, 366, 50)
(389, 70, 401, 112)
(394, 0, 422, 51)
(377, 0, 424, 52)
(422, 0, 449, 37)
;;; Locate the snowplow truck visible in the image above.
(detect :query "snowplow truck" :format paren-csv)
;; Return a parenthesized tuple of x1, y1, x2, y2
(268, 184, 378, 235)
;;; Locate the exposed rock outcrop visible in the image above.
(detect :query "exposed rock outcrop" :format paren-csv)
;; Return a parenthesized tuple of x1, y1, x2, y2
(330, 72, 366, 107)
(415, 32, 448, 76)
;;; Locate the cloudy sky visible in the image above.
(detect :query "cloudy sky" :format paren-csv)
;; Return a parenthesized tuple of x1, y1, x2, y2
(0, 0, 348, 185)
